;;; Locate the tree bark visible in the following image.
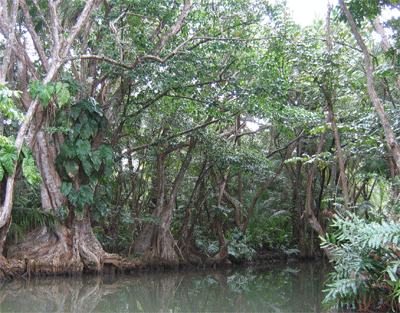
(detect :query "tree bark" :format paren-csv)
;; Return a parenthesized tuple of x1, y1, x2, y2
(340, 0, 400, 173)
(178, 157, 209, 264)
(205, 169, 231, 266)
(0, 0, 19, 84)
(134, 139, 196, 266)
(322, 4, 350, 210)
(304, 129, 335, 260)
(372, 16, 400, 92)
(0, 0, 101, 265)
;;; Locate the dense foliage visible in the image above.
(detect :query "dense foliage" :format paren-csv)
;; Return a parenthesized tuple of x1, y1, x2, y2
(1, 0, 400, 310)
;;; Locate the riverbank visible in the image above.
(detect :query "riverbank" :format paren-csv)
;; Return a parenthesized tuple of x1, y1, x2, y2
(0, 245, 318, 279)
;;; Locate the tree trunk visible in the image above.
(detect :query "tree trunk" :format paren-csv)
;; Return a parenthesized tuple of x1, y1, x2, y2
(134, 139, 195, 267)
(0, 0, 101, 275)
(304, 129, 335, 260)
(293, 147, 307, 258)
(302, 6, 339, 261)
(372, 16, 400, 92)
(340, 0, 400, 173)
(178, 157, 209, 265)
(326, 99, 350, 210)
(205, 168, 232, 266)
(322, 4, 350, 210)
(1, 129, 121, 277)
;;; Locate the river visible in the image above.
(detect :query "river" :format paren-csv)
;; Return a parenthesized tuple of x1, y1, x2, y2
(0, 261, 331, 312)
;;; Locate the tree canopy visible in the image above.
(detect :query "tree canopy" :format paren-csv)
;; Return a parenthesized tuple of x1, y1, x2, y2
(1, 0, 400, 310)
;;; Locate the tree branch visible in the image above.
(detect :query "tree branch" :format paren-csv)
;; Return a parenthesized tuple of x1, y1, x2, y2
(266, 130, 305, 158)
(340, 0, 400, 173)
(120, 119, 219, 157)
(63, 0, 100, 55)
(0, 0, 19, 84)
(20, 0, 50, 72)
(154, 0, 194, 55)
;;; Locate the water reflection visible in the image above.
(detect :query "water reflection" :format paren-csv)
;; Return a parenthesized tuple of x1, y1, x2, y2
(0, 261, 330, 312)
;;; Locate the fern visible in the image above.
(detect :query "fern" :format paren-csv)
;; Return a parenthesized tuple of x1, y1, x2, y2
(7, 181, 58, 244)
(322, 212, 400, 311)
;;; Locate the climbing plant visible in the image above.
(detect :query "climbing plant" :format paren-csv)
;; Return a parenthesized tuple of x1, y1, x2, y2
(55, 97, 115, 219)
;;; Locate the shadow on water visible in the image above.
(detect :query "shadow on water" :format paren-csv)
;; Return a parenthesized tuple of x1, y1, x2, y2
(0, 261, 332, 313)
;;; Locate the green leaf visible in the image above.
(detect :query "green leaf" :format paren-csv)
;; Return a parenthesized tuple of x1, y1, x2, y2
(65, 160, 79, 178)
(82, 97, 103, 116)
(0, 165, 3, 181)
(46, 82, 55, 95)
(103, 164, 113, 177)
(0, 145, 18, 175)
(71, 105, 81, 119)
(76, 139, 91, 160)
(56, 84, 70, 106)
(80, 185, 94, 205)
(80, 122, 93, 140)
(74, 200, 85, 218)
(59, 205, 69, 220)
(61, 182, 73, 196)
(20, 140, 32, 159)
(91, 150, 102, 171)
(88, 118, 99, 138)
(68, 190, 79, 205)
(69, 123, 82, 141)
(65, 141, 77, 159)
(96, 201, 108, 216)
(98, 117, 109, 133)
(22, 157, 43, 185)
(92, 209, 101, 222)
(79, 113, 88, 125)
(76, 196, 86, 211)
(55, 82, 63, 94)
(29, 80, 45, 100)
(81, 155, 93, 176)
(58, 141, 76, 162)
(99, 144, 114, 165)
(38, 87, 52, 108)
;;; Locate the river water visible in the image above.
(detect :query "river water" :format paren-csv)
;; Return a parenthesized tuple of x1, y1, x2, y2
(0, 261, 331, 313)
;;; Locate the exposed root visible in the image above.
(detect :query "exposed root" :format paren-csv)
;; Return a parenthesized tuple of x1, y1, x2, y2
(205, 244, 231, 267)
(6, 226, 83, 276)
(2, 220, 124, 278)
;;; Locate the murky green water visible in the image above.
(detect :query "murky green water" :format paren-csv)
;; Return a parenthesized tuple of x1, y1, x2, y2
(0, 261, 331, 313)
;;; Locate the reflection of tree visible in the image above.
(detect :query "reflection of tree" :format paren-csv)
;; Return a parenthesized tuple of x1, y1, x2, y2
(0, 264, 330, 312)
(0, 276, 121, 313)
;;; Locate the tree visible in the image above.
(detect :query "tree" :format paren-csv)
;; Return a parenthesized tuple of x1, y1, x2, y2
(0, 0, 274, 274)
(339, 0, 400, 173)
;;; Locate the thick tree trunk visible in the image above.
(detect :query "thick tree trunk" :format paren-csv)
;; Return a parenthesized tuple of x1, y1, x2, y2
(205, 218, 231, 267)
(34, 131, 66, 212)
(4, 209, 122, 278)
(0, 0, 101, 275)
(1, 130, 121, 277)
